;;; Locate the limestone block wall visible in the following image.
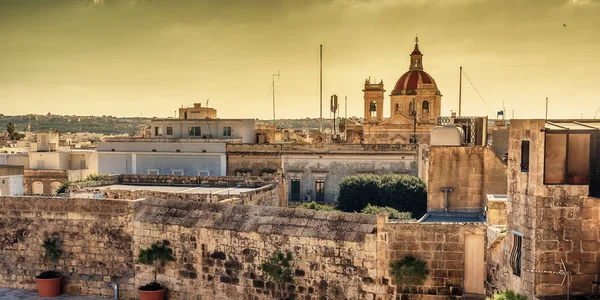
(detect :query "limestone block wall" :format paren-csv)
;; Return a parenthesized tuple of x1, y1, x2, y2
(427, 146, 507, 212)
(23, 169, 69, 195)
(534, 188, 600, 296)
(0, 197, 135, 298)
(384, 222, 487, 299)
(133, 199, 391, 300)
(227, 153, 282, 176)
(119, 174, 276, 187)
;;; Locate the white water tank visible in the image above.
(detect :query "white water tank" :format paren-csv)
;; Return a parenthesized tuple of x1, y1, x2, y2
(431, 126, 464, 146)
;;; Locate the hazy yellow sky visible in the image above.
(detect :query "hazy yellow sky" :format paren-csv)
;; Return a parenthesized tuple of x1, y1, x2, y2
(1, 0, 599, 119)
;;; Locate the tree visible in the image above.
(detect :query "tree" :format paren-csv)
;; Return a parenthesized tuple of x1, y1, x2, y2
(487, 290, 527, 300)
(297, 201, 336, 211)
(360, 204, 412, 220)
(6, 122, 23, 140)
(262, 250, 295, 300)
(336, 174, 427, 219)
(390, 255, 429, 300)
(137, 242, 175, 290)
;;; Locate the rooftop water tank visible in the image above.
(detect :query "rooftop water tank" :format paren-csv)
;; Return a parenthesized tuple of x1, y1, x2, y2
(431, 126, 464, 146)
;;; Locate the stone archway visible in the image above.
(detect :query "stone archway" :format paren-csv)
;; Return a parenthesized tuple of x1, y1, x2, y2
(50, 181, 62, 195)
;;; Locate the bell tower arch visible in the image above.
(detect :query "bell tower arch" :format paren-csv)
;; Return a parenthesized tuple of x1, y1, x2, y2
(363, 78, 385, 123)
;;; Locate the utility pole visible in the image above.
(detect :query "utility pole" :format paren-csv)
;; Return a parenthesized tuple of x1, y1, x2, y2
(345, 96, 347, 119)
(459, 66, 462, 117)
(272, 71, 280, 121)
(545, 97, 548, 119)
(320, 45, 323, 131)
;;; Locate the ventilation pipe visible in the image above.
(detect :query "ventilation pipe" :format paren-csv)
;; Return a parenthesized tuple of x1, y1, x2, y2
(440, 187, 453, 212)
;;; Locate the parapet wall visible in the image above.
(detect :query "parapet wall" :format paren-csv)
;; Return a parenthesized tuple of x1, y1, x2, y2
(0, 196, 483, 299)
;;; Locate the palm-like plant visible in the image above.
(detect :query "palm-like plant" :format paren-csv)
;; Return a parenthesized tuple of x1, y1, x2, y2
(137, 242, 175, 290)
(390, 255, 429, 299)
(38, 238, 62, 278)
(487, 290, 527, 300)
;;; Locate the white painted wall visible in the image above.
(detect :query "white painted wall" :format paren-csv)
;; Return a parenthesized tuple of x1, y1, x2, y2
(150, 119, 255, 143)
(98, 152, 226, 176)
(0, 175, 24, 196)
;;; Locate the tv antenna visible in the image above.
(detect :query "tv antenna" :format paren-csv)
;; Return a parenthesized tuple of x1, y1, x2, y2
(272, 71, 280, 122)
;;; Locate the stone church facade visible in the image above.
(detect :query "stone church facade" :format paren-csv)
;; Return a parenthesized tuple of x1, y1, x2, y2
(348, 38, 442, 145)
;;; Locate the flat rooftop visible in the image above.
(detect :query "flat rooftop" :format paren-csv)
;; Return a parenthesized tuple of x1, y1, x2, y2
(419, 212, 485, 223)
(89, 184, 260, 195)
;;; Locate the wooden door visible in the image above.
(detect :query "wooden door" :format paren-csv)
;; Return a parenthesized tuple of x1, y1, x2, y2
(464, 234, 485, 295)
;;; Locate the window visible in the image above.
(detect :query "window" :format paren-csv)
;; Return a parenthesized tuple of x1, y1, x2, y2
(544, 133, 590, 184)
(409, 101, 413, 115)
(315, 179, 325, 202)
(395, 103, 400, 114)
(188, 126, 201, 136)
(369, 101, 377, 117)
(422, 100, 429, 110)
(154, 126, 163, 136)
(291, 179, 300, 202)
(521, 140, 530, 172)
(509, 232, 522, 276)
(223, 126, 232, 137)
(80, 160, 86, 169)
(166, 127, 173, 136)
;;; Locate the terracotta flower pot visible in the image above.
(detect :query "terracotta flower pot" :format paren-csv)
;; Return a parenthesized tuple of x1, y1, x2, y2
(139, 288, 166, 300)
(35, 276, 62, 297)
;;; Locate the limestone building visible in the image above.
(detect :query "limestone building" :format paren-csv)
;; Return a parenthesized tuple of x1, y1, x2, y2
(347, 37, 442, 145)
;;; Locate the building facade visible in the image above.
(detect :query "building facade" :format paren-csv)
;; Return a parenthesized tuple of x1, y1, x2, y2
(347, 37, 442, 145)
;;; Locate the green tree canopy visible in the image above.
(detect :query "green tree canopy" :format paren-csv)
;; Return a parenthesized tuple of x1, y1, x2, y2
(336, 174, 427, 218)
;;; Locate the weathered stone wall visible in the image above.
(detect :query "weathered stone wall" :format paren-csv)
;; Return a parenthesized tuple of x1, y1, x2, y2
(490, 119, 600, 299)
(384, 222, 487, 299)
(133, 199, 391, 300)
(1, 195, 490, 299)
(427, 146, 507, 212)
(119, 174, 276, 187)
(227, 153, 282, 176)
(97, 183, 280, 207)
(23, 169, 69, 195)
(0, 165, 24, 176)
(0, 197, 135, 298)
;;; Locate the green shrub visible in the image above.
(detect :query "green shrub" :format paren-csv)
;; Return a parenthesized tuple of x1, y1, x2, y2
(56, 181, 71, 194)
(336, 174, 427, 219)
(390, 255, 429, 299)
(83, 173, 109, 182)
(360, 204, 412, 220)
(487, 290, 527, 300)
(261, 250, 294, 284)
(297, 201, 336, 211)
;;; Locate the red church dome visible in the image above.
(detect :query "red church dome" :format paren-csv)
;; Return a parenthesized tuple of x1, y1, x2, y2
(392, 70, 436, 94)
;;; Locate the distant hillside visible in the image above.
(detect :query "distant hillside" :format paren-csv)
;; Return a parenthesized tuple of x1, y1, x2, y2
(0, 114, 150, 135)
(0, 115, 360, 135)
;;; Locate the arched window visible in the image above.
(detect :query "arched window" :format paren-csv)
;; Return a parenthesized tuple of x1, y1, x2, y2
(422, 100, 429, 110)
(395, 103, 400, 114)
(370, 101, 377, 117)
(409, 102, 414, 114)
(32, 181, 44, 195)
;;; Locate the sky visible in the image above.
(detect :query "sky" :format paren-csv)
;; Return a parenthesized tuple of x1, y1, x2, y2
(1, 0, 599, 119)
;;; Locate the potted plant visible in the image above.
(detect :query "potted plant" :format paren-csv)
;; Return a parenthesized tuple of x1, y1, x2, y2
(35, 237, 62, 297)
(137, 242, 175, 300)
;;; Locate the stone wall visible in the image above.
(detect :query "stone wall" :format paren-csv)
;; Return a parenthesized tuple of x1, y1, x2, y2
(384, 222, 487, 299)
(0, 196, 136, 298)
(97, 183, 280, 207)
(23, 169, 69, 195)
(0, 195, 490, 299)
(227, 153, 282, 176)
(119, 174, 276, 187)
(0, 165, 24, 176)
(489, 119, 600, 298)
(427, 146, 507, 212)
(133, 199, 390, 300)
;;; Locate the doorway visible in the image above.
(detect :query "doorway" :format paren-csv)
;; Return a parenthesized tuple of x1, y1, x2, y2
(464, 234, 485, 295)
